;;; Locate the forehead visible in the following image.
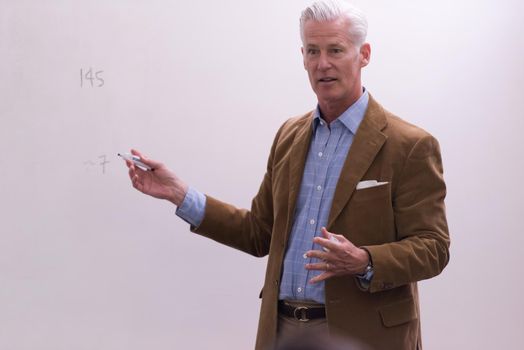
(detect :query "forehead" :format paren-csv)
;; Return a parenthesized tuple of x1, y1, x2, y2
(303, 18, 353, 46)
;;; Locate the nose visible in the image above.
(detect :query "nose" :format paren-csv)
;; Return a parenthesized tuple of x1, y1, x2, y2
(317, 51, 332, 71)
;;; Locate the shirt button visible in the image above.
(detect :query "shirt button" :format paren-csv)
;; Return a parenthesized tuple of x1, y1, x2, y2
(303, 253, 308, 259)
(297, 287, 302, 293)
(316, 185, 322, 191)
(309, 219, 315, 225)
(318, 152, 323, 157)
(320, 121, 324, 126)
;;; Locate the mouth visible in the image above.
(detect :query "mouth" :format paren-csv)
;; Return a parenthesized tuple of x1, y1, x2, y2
(318, 77, 337, 83)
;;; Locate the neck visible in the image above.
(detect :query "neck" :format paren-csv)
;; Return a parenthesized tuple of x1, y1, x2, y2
(318, 90, 363, 124)
(318, 103, 348, 124)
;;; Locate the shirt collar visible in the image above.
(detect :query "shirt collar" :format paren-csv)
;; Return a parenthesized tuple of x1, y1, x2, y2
(312, 88, 369, 134)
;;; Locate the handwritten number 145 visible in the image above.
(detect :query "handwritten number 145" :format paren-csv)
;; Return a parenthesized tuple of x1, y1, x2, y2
(80, 68, 104, 87)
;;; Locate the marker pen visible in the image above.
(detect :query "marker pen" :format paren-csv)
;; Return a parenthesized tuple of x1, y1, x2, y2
(118, 153, 154, 171)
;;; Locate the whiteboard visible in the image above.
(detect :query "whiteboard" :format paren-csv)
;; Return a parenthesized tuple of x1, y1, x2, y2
(1, 0, 523, 349)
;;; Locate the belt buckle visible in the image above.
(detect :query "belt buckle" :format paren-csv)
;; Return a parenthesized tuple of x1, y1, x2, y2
(293, 306, 310, 322)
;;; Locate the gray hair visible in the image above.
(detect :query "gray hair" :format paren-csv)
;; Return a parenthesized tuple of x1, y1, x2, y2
(299, 0, 368, 47)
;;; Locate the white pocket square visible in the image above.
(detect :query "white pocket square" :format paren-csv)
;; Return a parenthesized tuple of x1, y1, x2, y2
(356, 180, 389, 190)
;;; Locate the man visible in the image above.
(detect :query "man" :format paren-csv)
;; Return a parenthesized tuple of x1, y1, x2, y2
(124, 1, 450, 349)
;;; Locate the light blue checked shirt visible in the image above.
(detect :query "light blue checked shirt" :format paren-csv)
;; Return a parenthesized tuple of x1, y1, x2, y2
(279, 91, 369, 303)
(176, 90, 369, 304)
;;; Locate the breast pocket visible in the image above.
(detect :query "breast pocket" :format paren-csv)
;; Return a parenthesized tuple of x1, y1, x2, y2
(341, 182, 394, 245)
(352, 182, 390, 202)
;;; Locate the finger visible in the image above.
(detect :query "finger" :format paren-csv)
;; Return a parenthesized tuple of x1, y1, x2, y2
(305, 262, 330, 271)
(321, 227, 331, 239)
(317, 227, 348, 252)
(132, 174, 144, 192)
(125, 159, 134, 170)
(126, 156, 149, 176)
(305, 249, 328, 261)
(314, 236, 339, 253)
(128, 162, 147, 180)
(130, 149, 143, 157)
(130, 171, 138, 185)
(131, 149, 163, 169)
(309, 271, 335, 284)
(128, 164, 137, 180)
(321, 227, 346, 244)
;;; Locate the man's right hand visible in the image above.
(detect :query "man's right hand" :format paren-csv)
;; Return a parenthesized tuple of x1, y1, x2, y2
(124, 149, 188, 207)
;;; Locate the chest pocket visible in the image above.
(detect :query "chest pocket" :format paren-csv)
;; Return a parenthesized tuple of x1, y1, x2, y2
(337, 182, 394, 246)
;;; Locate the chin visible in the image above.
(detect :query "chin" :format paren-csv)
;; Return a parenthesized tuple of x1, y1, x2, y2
(316, 93, 343, 104)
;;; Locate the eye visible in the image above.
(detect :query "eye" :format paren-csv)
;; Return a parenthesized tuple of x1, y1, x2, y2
(307, 48, 319, 55)
(330, 47, 343, 54)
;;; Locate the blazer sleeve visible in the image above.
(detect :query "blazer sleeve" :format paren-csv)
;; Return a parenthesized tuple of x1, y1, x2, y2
(363, 135, 450, 293)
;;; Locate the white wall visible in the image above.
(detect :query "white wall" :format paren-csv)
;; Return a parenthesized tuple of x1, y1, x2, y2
(1, 0, 522, 348)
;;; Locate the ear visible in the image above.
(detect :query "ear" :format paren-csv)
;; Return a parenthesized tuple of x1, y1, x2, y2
(359, 43, 371, 67)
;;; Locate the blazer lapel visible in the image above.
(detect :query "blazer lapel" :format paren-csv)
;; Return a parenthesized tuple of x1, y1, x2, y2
(286, 115, 314, 235)
(327, 96, 388, 228)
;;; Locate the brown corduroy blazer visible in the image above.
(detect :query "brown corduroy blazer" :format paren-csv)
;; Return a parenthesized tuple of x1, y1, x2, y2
(193, 95, 450, 350)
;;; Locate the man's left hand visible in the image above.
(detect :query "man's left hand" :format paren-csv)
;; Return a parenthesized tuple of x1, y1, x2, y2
(305, 227, 370, 284)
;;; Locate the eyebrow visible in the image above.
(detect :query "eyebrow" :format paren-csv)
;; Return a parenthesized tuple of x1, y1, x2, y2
(305, 43, 345, 48)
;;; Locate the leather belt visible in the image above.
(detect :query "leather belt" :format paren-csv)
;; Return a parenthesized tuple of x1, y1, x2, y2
(278, 301, 326, 322)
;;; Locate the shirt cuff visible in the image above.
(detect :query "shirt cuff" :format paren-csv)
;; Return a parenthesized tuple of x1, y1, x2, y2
(175, 186, 206, 227)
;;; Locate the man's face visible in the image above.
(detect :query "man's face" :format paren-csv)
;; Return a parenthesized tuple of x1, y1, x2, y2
(302, 18, 370, 110)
